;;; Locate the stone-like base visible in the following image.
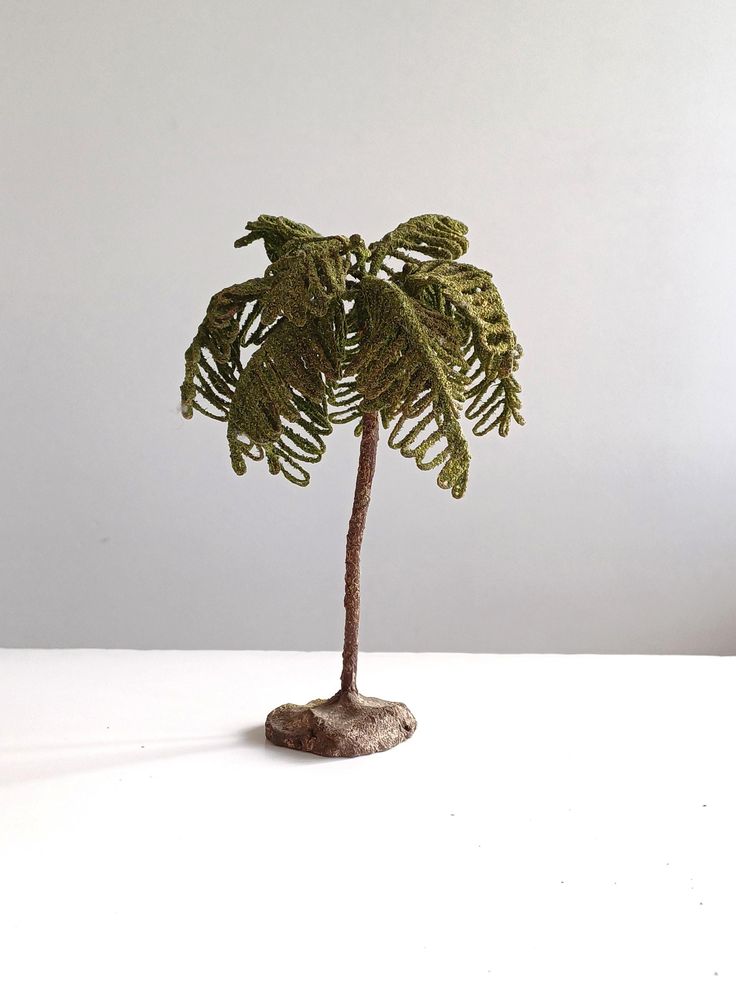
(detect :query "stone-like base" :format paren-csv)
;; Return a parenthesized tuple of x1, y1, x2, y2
(265, 690, 417, 758)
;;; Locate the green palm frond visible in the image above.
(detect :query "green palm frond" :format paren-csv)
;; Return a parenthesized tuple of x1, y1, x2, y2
(234, 214, 319, 261)
(396, 259, 525, 437)
(227, 311, 343, 485)
(368, 214, 469, 273)
(345, 275, 470, 498)
(181, 277, 267, 421)
(259, 236, 350, 328)
(181, 213, 524, 496)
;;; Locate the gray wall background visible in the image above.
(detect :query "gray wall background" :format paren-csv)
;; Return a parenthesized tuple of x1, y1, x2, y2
(2, 0, 735, 654)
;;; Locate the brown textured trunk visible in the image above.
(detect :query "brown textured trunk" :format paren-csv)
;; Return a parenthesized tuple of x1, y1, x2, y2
(266, 411, 416, 754)
(339, 412, 379, 694)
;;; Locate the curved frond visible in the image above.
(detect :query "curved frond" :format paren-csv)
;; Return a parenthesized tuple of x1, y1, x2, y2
(234, 214, 320, 261)
(368, 214, 469, 273)
(181, 268, 345, 484)
(346, 275, 471, 498)
(398, 260, 524, 437)
(181, 278, 267, 421)
(260, 236, 350, 328)
(226, 311, 344, 485)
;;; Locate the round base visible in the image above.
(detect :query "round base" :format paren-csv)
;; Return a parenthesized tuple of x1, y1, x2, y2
(265, 690, 417, 758)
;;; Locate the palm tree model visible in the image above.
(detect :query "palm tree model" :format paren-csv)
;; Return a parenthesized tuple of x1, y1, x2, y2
(181, 214, 523, 757)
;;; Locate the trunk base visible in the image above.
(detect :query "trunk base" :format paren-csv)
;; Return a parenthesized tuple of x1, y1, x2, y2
(265, 691, 417, 758)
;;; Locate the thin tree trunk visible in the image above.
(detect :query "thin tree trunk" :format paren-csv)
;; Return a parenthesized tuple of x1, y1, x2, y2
(339, 412, 379, 694)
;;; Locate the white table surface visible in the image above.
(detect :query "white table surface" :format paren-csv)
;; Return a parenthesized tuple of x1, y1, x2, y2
(1, 650, 734, 981)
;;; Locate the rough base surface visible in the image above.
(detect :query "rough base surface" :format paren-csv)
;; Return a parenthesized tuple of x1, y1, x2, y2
(265, 691, 417, 758)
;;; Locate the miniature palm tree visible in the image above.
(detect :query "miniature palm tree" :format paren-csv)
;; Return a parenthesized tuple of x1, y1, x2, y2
(180, 214, 523, 757)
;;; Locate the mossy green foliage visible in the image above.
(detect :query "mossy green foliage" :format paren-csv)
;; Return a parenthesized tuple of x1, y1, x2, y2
(181, 214, 523, 498)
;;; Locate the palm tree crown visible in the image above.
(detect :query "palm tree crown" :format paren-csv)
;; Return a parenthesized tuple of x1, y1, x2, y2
(181, 214, 523, 499)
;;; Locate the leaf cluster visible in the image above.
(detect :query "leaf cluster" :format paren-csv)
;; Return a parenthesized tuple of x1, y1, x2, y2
(181, 214, 523, 497)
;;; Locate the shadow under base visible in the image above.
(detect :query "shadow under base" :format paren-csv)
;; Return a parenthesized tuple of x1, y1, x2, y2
(265, 690, 417, 758)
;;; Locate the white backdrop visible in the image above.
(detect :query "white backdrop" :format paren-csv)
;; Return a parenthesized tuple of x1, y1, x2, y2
(1, 0, 735, 653)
